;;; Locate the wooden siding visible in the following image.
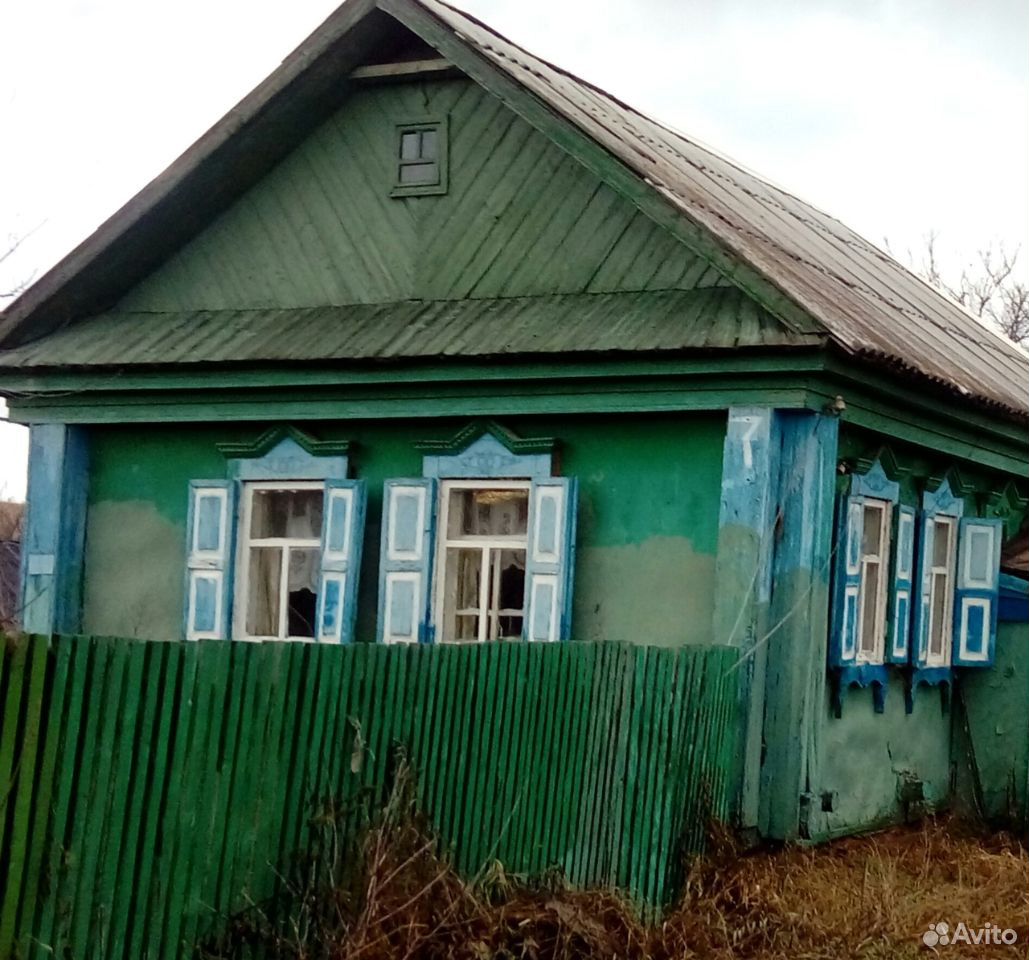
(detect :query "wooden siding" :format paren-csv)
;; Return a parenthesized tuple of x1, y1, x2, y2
(116, 78, 727, 313)
(0, 635, 738, 958)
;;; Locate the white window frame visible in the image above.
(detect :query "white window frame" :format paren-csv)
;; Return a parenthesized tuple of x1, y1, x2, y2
(233, 480, 325, 642)
(925, 514, 958, 667)
(855, 498, 891, 665)
(432, 479, 531, 644)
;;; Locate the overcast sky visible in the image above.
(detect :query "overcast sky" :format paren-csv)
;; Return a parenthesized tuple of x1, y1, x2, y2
(1, 0, 1027, 500)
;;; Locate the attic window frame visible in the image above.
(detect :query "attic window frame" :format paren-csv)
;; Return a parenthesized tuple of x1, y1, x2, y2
(391, 117, 448, 197)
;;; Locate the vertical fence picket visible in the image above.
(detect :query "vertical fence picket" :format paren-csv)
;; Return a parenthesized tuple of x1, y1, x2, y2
(459, 642, 494, 873)
(273, 643, 321, 901)
(488, 640, 526, 868)
(471, 642, 509, 875)
(0, 635, 48, 957)
(64, 638, 123, 958)
(0, 635, 31, 946)
(526, 640, 561, 875)
(16, 637, 68, 954)
(424, 645, 455, 846)
(566, 644, 594, 875)
(650, 649, 686, 906)
(89, 639, 147, 959)
(110, 641, 168, 960)
(574, 641, 609, 887)
(640, 648, 673, 906)
(148, 640, 201, 960)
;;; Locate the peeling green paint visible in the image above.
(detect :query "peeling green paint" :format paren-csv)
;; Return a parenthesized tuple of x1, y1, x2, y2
(812, 675, 951, 838)
(957, 621, 1029, 828)
(574, 538, 715, 646)
(82, 501, 184, 640)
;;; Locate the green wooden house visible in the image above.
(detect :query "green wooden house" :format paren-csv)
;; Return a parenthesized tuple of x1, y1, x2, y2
(1, 0, 1026, 845)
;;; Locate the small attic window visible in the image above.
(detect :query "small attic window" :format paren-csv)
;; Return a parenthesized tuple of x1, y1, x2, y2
(392, 118, 448, 197)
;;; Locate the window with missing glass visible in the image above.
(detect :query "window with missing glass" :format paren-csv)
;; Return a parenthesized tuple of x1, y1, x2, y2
(435, 481, 530, 642)
(392, 119, 448, 196)
(236, 482, 325, 641)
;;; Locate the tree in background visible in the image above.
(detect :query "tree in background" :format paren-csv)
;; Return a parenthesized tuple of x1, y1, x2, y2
(915, 232, 1029, 347)
(0, 500, 22, 634)
(1, 231, 36, 301)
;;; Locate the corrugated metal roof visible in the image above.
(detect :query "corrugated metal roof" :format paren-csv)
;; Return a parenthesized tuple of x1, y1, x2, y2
(414, 0, 1028, 418)
(0, 289, 823, 368)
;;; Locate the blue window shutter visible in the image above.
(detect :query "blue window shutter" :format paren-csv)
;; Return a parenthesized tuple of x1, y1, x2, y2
(829, 494, 863, 666)
(524, 478, 578, 642)
(377, 479, 437, 644)
(885, 504, 916, 664)
(316, 479, 367, 643)
(910, 512, 935, 669)
(185, 480, 236, 640)
(951, 517, 1002, 667)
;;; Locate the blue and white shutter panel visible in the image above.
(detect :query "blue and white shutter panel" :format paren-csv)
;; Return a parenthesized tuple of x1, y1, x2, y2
(524, 478, 578, 643)
(886, 504, 916, 664)
(377, 479, 437, 644)
(829, 494, 863, 666)
(316, 479, 367, 643)
(951, 517, 1002, 667)
(185, 480, 236, 640)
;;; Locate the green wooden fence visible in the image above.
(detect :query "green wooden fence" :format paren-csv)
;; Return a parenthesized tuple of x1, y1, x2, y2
(0, 634, 737, 958)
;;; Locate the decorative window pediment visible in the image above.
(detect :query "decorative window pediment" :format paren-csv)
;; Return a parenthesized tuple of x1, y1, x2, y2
(416, 421, 556, 479)
(218, 426, 350, 481)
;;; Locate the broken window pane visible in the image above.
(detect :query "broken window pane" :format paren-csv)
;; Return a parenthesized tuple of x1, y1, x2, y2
(287, 547, 319, 638)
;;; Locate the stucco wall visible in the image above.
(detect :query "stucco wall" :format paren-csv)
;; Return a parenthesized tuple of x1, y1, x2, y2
(811, 676, 952, 838)
(81, 413, 725, 645)
(957, 620, 1029, 828)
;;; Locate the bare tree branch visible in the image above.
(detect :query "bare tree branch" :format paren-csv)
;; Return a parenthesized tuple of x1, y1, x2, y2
(0, 224, 44, 300)
(902, 232, 1029, 347)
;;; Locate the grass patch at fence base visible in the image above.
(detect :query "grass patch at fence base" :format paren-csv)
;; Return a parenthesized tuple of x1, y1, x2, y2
(201, 778, 1028, 960)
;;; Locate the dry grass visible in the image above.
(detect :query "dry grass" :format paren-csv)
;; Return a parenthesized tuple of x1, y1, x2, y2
(201, 766, 1029, 960)
(672, 822, 1028, 959)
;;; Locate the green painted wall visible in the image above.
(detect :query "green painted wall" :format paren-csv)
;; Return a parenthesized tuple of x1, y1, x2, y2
(114, 78, 726, 313)
(811, 618, 1029, 840)
(957, 620, 1029, 828)
(81, 413, 725, 645)
(811, 677, 952, 838)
